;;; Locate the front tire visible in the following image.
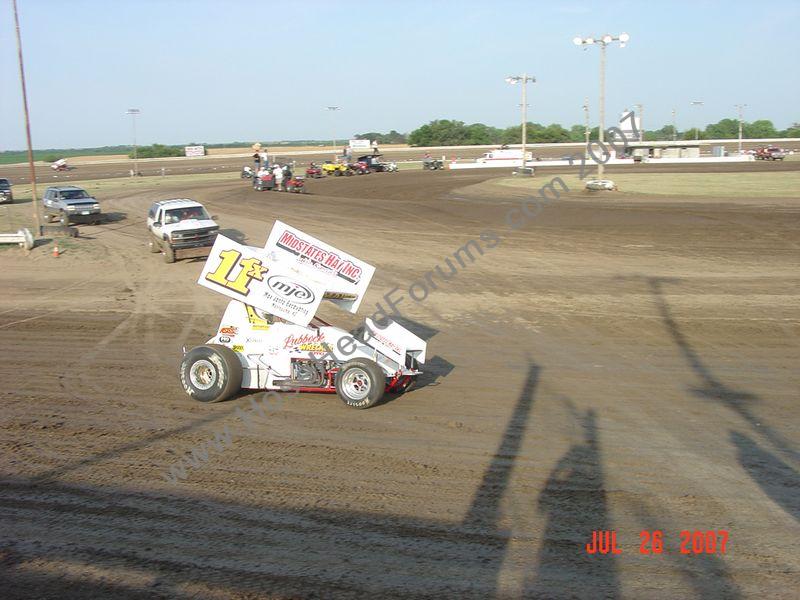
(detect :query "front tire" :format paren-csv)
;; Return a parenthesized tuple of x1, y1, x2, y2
(180, 344, 243, 403)
(336, 359, 386, 409)
(163, 245, 175, 263)
(148, 237, 160, 253)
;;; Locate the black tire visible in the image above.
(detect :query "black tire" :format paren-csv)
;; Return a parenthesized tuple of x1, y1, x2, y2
(180, 344, 243, 403)
(163, 245, 175, 263)
(335, 358, 386, 409)
(59, 211, 69, 227)
(148, 237, 160, 253)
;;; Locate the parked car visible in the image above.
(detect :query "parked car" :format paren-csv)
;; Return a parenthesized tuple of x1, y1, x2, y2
(0, 178, 12, 204)
(146, 199, 219, 263)
(42, 186, 101, 224)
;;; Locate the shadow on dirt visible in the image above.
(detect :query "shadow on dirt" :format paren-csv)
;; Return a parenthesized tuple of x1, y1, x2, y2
(100, 212, 127, 224)
(731, 430, 800, 522)
(413, 355, 455, 390)
(524, 404, 620, 597)
(218, 228, 247, 244)
(0, 364, 547, 599)
(647, 277, 797, 462)
(28, 407, 239, 484)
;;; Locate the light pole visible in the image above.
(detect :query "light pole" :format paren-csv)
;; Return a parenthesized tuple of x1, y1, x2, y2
(672, 108, 677, 140)
(126, 108, 140, 175)
(326, 106, 340, 151)
(573, 32, 629, 178)
(583, 97, 590, 153)
(735, 103, 747, 154)
(505, 74, 536, 173)
(634, 103, 644, 141)
(690, 100, 704, 141)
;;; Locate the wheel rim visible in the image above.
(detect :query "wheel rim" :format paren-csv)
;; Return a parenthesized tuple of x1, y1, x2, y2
(190, 359, 217, 390)
(342, 367, 371, 401)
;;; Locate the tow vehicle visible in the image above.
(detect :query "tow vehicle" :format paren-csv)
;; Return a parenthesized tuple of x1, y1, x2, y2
(179, 221, 426, 408)
(146, 199, 219, 263)
(754, 146, 786, 161)
(42, 186, 102, 225)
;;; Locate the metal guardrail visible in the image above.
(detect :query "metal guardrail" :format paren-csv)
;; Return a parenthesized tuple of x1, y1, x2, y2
(0, 228, 34, 250)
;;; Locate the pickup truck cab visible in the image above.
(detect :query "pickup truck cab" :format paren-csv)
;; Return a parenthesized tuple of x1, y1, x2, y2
(42, 186, 101, 224)
(754, 146, 786, 161)
(146, 198, 219, 263)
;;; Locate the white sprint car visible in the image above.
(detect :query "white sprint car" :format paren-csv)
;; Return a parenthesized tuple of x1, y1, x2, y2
(179, 221, 426, 408)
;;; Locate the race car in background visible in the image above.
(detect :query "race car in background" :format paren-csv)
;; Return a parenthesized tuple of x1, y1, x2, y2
(179, 221, 426, 408)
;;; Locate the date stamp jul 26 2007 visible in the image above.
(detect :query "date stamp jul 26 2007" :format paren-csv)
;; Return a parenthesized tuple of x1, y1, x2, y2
(585, 530, 730, 556)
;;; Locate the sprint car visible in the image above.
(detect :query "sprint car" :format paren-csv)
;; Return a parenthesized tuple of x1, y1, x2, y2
(179, 221, 426, 408)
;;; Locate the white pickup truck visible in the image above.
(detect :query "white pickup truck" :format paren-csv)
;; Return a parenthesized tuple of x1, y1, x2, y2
(146, 198, 219, 263)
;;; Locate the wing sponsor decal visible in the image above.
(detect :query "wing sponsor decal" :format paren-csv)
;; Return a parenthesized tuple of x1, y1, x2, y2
(275, 230, 363, 284)
(266, 275, 316, 304)
(199, 235, 325, 326)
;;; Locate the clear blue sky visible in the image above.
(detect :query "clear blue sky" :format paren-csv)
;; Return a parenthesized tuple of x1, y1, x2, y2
(1, 0, 798, 150)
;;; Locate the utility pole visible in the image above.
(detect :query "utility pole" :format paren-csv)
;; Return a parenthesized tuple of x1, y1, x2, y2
(13, 0, 41, 235)
(735, 103, 747, 154)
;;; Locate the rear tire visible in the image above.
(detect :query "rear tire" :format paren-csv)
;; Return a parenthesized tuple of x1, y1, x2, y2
(180, 344, 243, 403)
(148, 237, 160, 253)
(336, 358, 385, 409)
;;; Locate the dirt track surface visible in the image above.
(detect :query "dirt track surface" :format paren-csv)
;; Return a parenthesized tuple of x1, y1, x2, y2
(1, 169, 798, 598)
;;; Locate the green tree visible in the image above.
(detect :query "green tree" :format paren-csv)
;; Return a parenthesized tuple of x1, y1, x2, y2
(408, 120, 473, 146)
(568, 124, 587, 143)
(704, 118, 740, 139)
(743, 119, 777, 138)
(780, 123, 800, 138)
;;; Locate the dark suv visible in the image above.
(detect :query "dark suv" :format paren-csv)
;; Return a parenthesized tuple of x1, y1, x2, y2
(0, 178, 12, 204)
(43, 186, 102, 225)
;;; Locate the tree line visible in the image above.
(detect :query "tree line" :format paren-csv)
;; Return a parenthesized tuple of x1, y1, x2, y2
(355, 118, 800, 147)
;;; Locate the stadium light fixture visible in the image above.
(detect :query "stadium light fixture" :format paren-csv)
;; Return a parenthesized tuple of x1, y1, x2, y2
(572, 33, 630, 177)
(505, 74, 536, 174)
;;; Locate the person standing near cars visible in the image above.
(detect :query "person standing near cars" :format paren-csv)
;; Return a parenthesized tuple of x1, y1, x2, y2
(272, 164, 284, 191)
